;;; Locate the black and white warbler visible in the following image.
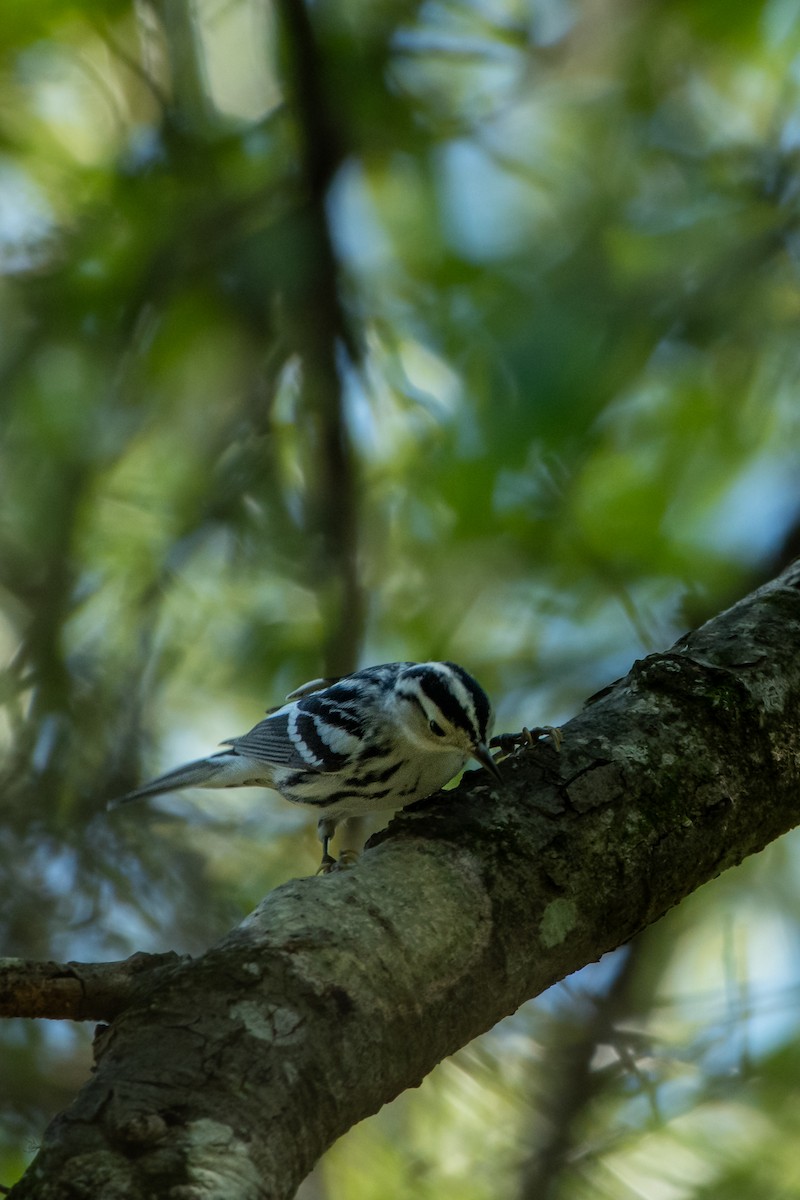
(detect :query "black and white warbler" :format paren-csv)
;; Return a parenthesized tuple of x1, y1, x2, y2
(109, 660, 501, 869)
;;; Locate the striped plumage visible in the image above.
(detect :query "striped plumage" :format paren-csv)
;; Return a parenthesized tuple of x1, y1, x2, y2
(109, 661, 500, 869)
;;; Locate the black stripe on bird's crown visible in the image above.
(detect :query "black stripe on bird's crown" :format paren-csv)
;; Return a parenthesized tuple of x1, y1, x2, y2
(442, 661, 492, 741)
(406, 665, 478, 739)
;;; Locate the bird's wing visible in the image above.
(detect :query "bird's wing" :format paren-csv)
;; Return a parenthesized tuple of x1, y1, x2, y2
(227, 690, 367, 773)
(223, 711, 313, 769)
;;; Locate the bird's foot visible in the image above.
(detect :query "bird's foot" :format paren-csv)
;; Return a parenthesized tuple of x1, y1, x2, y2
(491, 725, 563, 758)
(317, 849, 360, 875)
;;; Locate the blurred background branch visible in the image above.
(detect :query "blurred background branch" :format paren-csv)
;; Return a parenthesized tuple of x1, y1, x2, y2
(273, 0, 364, 675)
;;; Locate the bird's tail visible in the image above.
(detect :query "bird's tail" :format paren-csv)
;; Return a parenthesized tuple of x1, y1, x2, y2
(107, 753, 243, 810)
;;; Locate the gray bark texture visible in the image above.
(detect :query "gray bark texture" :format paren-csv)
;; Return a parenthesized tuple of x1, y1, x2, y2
(9, 561, 800, 1199)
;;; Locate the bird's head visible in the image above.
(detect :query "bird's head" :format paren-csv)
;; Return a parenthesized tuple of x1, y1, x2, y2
(393, 661, 502, 782)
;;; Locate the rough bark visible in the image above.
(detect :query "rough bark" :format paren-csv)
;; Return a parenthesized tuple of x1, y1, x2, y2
(0, 953, 183, 1022)
(7, 561, 800, 1199)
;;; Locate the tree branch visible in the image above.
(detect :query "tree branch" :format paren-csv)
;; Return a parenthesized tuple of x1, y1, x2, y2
(8, 562, 800, 1199)
(274, 0, 365, 676)
(0, 953, 184, 1022)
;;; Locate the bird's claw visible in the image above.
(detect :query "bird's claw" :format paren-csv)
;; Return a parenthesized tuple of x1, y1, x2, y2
(317, 849, 360, 875)
(490, 725, 563, 759)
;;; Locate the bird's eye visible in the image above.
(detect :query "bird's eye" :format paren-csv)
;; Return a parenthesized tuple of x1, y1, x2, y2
(429, 720, 446, 737)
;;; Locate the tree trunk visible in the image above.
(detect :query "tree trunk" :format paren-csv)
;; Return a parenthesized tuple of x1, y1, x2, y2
(8, 561, 800, 1199)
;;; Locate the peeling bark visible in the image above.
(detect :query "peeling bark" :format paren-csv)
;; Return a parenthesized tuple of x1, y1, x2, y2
(7, 561, 800, 1199)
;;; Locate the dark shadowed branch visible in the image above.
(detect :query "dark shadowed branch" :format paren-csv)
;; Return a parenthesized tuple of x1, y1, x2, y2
(275, 0, 364, 677)
(0, 953, 185, 1023)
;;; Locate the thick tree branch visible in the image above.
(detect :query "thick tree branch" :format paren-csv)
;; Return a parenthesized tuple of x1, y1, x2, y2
(0, 953, 184, 1022)
(8, 562, 800, 1199)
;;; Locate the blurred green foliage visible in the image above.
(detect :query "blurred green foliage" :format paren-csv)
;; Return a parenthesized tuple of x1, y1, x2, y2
(2, 0, 800, 1196)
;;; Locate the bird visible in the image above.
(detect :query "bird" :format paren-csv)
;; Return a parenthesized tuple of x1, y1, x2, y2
(109, 660, 502, 870)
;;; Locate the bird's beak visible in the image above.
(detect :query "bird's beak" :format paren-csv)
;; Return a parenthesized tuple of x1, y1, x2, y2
(473, 741, 504, 784)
